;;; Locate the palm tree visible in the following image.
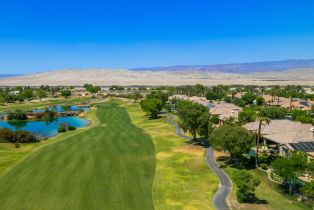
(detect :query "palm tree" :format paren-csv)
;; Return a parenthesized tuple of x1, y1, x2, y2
(255, 110, 271, 168)
(231, 90, 237, 100)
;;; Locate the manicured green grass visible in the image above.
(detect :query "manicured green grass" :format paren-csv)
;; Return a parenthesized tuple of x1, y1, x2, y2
(0, 102, 155, 210)
(0, 100, 218, 209)
(0, 97, 90, 112)
(121, 101, 218, 210)
(215, 152, 310, 210)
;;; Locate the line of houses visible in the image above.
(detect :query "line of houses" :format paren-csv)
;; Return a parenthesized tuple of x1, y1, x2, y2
(168, 94, 314, 159)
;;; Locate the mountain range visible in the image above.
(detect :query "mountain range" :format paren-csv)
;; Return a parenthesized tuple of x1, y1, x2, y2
(131, 59, 314, 73)
(0, 73, 22, 78)
(1, 59, 314, 86)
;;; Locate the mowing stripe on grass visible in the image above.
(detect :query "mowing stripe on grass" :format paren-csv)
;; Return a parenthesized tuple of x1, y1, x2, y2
(0, 102, 156, 210)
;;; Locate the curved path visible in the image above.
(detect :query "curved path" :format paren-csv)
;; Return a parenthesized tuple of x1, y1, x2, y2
(167, 113, 232, 210)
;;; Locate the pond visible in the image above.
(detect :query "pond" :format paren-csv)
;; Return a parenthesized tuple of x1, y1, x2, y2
(0, 116, 90, 139)
(31, 105, 89, 113)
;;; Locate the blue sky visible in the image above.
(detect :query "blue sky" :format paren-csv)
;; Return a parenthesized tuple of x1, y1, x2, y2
(0, 0, 314, 74)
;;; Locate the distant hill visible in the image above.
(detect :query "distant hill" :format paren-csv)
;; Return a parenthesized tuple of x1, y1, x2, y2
(1, 59, 314, 86)
(0, 73, 22, 78)
(131, 59, 314, 73)
(1, 68, 314, 86)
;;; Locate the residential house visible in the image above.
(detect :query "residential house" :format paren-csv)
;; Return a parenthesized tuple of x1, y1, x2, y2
(244, 120, 314, 159)
(210, 102, 242, 123)
(188, 96, 209, 107)
(281, 99, 313, 111)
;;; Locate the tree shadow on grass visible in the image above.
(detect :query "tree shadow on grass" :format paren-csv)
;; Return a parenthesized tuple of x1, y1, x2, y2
(241, 196, 268, 204)
(147, 115, 162, 120)
(186, 138, 209, 148)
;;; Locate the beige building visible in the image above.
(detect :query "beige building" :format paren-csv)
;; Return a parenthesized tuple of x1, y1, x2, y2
(188, 96, 209, 107)
(210, 102, 242, 122)
(244, 120, 314, 158)
(281, 99, 314, 111)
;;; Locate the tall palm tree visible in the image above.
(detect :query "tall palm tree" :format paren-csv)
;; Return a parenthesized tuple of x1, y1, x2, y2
(255, 110, 271, 168)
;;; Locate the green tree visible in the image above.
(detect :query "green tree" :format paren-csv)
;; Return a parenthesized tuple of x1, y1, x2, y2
(36, 89, 47, 99)
(109, 85, 124, 91)
(0, 94, 5, 104)
(147, 91, 169, 106)
(205, 90, 218, 100)
(255, 96, 264, 105)
(166, 86, 175, 96)
(239, 108, 256, 123)
(84, 84, 101, 94)
(272, 151, 308, 193)
(195, 84, 206, 96)
(234, 170, 260, 202)
(233, 98, 246, 107)
(23, 89, 33, 100)
(209, 115, 220, 124)
(177, 101, 208, 139)
(197, 112, 213, 138)
(263, 107, 287, 119)
(61, 89, 71, 98)
(241, 92, 256, 105)
(209, 125, 254, 159)
(132, 91, 143, 102)
(140, 98, 163, 119)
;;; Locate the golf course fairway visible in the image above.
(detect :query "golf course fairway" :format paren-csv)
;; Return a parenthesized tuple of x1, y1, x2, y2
(0, 102, 156, 210)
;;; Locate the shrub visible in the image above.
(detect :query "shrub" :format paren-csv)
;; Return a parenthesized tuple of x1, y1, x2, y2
(255, 96, 265, 105)
(0, 128, 37, 143)
(260, 163, 268, 170)
(58, 123, 76, 133)
(14, 130, 38, 143)
(0, 128, 15, 142)
(224, 96, 232, 103)
(233, 98, 246, 107)
(68, 125, 76, 131)
(58, 126, 66, 133)
(301, 181, 314, 200)
(234, 170, 260, 203)
(7, 110, 27, 120)
(258, 153, 275, 165)
(210, 115, 220, 124)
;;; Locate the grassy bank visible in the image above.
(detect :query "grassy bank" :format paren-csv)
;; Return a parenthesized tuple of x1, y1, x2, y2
(215, 151, 310, 210)
(121, 101, 218, 210)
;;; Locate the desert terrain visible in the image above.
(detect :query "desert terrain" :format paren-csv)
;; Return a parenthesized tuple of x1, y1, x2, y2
(0, 68, 314, 86)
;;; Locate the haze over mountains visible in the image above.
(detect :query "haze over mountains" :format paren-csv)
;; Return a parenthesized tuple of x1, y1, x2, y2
(0, 74, 22, 78)
(131, 59, 314, 73)
(1, 59, 314, 86)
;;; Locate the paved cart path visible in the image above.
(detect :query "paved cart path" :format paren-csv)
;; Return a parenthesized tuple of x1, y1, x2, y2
(167, 113, 232, 210)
